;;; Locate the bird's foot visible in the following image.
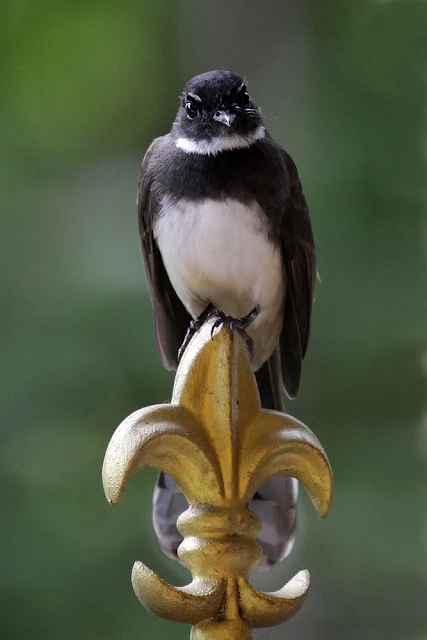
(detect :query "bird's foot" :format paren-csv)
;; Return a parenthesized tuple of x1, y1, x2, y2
(178, 303, 215, 362)
(210, 307, 260, 360)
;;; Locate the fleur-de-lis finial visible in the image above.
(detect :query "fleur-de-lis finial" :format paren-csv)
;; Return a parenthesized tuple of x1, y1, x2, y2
(102, 320, 333, 639)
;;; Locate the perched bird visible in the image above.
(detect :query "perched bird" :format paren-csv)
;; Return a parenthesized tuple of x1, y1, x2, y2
(138, 70, 316, 569)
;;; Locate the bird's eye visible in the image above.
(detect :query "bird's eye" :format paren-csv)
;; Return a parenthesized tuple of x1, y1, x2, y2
(239, 91, 250, 108)
(185, 102, 198, 119)
(236, 84, 251, 108)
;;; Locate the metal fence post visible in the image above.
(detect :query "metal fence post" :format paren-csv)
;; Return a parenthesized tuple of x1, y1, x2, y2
(103, 320, 333, 639)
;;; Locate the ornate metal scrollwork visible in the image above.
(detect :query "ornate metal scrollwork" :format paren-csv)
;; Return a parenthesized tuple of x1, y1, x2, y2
(103, 321, 333, 639)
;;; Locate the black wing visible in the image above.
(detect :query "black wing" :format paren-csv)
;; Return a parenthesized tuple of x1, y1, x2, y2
(279, 151, 317, 398)
(137, 139, 192, 370)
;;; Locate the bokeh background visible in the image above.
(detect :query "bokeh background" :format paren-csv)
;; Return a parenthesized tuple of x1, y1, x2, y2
(2, 1, 427, 638)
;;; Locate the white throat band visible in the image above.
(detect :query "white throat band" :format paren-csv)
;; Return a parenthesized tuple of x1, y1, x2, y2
(175, 125, 266, 156)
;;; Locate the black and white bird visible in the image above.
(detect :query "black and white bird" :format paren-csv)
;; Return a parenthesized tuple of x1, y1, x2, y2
(137, 70, 316, 569)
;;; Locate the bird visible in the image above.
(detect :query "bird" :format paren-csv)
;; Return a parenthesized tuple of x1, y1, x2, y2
(137, 70, 316, 569)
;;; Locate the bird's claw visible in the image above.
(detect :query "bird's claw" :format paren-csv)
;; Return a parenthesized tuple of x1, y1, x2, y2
(210, 311, 226, 337)
(178, 304, 215, 363)
(209, 307, 259, 361)
(179, 305, 259, 363)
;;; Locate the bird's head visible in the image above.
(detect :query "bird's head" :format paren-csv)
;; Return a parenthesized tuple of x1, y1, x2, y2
(173, 70, 265, 155)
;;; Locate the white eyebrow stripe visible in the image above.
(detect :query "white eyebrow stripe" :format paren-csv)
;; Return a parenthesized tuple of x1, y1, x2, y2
(175, 125, 265, 156)
(186, 92, 203, 103)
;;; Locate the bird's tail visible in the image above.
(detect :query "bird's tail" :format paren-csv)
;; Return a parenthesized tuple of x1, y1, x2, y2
(250, 349, 298, 569)
(152, 348, 297, 570)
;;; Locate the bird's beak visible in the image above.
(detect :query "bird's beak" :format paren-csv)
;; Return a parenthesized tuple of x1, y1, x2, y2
(213, 110, 236, 127)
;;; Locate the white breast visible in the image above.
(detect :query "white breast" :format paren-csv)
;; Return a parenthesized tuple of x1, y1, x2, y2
(154, 197, 284, 368)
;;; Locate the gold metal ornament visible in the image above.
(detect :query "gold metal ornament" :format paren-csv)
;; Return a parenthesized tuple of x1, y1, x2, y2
(102, 320, 333, 639)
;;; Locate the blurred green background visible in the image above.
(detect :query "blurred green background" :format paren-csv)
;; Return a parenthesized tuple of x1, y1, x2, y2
(2, 1, 427, 638)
